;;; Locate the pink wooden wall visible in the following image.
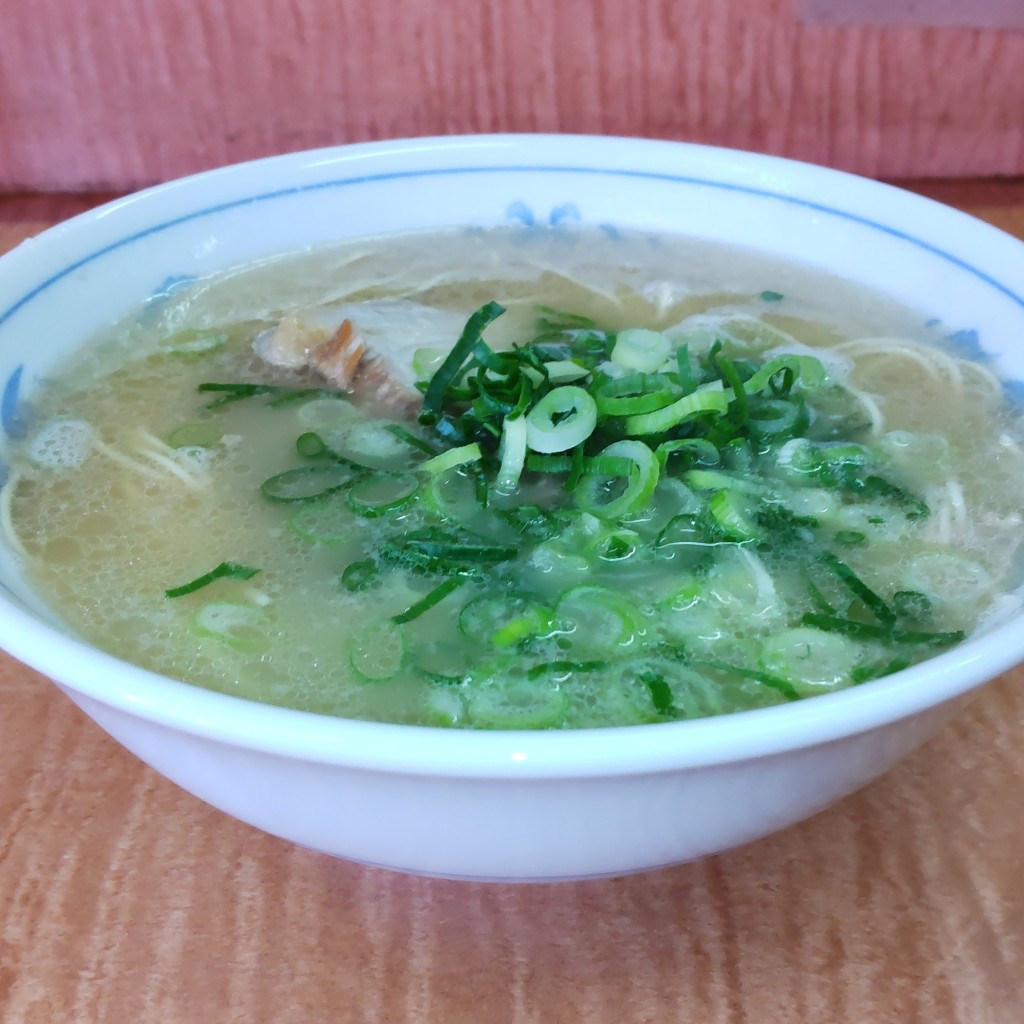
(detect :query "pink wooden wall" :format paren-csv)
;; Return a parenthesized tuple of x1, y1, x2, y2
(2, 0, 1023, 190)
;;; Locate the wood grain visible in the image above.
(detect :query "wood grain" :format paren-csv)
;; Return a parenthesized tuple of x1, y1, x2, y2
(0, 186, 1023, 1023)
(1, 0, 1023, 189)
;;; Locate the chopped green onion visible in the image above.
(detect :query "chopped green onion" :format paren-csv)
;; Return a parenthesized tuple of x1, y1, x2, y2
(347, 472, 420, 518)
(261, 464, 357, 502)
(526, 659, 607, 681)
(420, 443, 483, 475)
(611, 328, 671, 373)
(554, 585, 645, 653)
(422, 302, 506, 421)
(640, 671, 677, 716)
(289, 498, 352, 545)
(893, 590, 932, 620)
(542, 359, 590, 383)
(459, 593, 552, 646)
(742, 356, 827, 395)
(820, 553, 896, 626)
(495, 504, 563, 540)
(707, 490, 760, 542)
(325, 420, 416, 469)
(594, 374, 681, 416)
(624, 383, 730, 435)
(341, 559, 380, 592)
(693, 659, 800, 701)
(392, 577, 467, 624)
(160, 328, 228, 355)
(655, 438, 720, 470)
(167, 422, 223, 449)
(525, 386, 598, 453)
(295, 431, 327, 457)
(199, 382, 284, 409)
(496, 414, 528, 493)
(801, 613, 965, 647)
(467, 678, 569, 730)
(525, 453, 574, 474)
(165, 561, 260, 598)
(575, 440, 659, 520)
(350, 621, 405, 681)
(746, 397, 809, 440)
(384, 424, 439, 456)
(194, 602, 268, 651)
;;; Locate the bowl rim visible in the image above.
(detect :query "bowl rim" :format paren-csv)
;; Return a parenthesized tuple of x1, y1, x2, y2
(1, 132, 1023, 778)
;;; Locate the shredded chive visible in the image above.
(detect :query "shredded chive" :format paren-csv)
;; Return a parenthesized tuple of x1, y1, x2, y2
(565, 444, 587, 492)
(199, 382, 344, 410)
(893, 590, 932, 620)
(165, 561, 260, 598)
(820, 553, 896, 625)
(851, 656, 912, 684)
(341, 559, 379, 592)
(392, 577, 467, 624)
(268, 387, 347, 408)
(675, 343, 694, 394)
(473, 467, 490, 508)
(526, 659, 606, 680)
(801, 613, 965, 647)
(384, 424, 439, 456)
(421, 302, 506, 420)
(805, 575, 837, 616)
(537, 306, 596, 329)
(717, 357, 748, 426)
(834, 530, 867, 546)
(198, 382, 283, 408)
(496, 504, 562, 540)
(694, 659, 801, 701)
(855, 475, 930, 520)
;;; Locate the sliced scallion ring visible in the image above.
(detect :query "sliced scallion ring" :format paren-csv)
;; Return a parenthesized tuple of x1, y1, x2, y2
(467, 677, 569, 730)
(575, 440, 659, 520)
(554, 585, 645, 653)
(347, 472, 420, 518)
(167, 421, 223, 449)
(743, 355, 828, 395)
(350, 620, 405, 681)
(288, 497, 353, 544)
(611, 327, 671, 373)
(707, 489, 760, 542)
(525, 386, 598, 453)
(324, 419, 415, 469)
(459, 592, 553, 647)
(745, 397, 809, 440)
(594, 373, 681, 416)
(261, 463, 358, 502)
(194, 602, 269, 651)
(624, 382, 730, 435)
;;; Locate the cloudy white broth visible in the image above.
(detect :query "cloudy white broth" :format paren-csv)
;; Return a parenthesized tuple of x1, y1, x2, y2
(4, 226, 1023, 728)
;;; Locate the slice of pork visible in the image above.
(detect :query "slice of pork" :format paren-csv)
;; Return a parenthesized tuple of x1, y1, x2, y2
(254, 299, 470, 413)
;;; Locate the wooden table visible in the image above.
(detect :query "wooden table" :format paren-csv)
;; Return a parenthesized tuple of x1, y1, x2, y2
(1, 184, 1022, 1024)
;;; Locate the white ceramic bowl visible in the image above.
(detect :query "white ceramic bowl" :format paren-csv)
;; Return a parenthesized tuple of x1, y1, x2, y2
(1, 135, 1023, 882)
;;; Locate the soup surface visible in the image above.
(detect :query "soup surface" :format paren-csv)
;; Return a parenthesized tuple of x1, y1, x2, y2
(4, 226, 1023, 728)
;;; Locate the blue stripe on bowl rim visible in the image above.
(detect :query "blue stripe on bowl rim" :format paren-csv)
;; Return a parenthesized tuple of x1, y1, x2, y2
(1, 164, 1024, 333)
